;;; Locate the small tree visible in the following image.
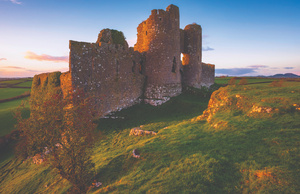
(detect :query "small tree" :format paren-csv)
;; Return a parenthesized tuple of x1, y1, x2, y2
(238, 77, 248, 85)
(15, 89, 98, 193)
(228, 77, 237, 85)
(269, 79, 284, 87)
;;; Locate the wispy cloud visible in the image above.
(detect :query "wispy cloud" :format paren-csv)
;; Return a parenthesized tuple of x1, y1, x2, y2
(202, 46, 214, 51)
(216, 68, 256, 76)
(0, 58, 7, 61)
(284, 67, 294, 69)
(248, 65, 268, 69)
(10, 0, 22, 5)
(1, 66, 40, 72)
(25, 51, 69, 63)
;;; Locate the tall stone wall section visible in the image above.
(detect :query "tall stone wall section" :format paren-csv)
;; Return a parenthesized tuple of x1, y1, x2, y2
(134, 5, 182, 106)
(181, 24, 203, 89)
(201, 63, 215, 87)
(69, 30, 145, 116)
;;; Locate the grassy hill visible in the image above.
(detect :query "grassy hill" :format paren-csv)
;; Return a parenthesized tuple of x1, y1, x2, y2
(0, 78, 299, 193)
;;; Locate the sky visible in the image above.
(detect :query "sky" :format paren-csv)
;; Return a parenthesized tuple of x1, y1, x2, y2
(0, 0, 299, 77)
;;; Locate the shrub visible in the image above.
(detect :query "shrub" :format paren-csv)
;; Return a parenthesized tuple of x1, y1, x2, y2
(111, 29, 126, 46)
(238, 77, 248, 85)
(269, 79, 284, 87)
(228, 77, 237, 85)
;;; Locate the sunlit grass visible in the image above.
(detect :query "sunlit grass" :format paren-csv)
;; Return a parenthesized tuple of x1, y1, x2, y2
(0, 80, 299, 193)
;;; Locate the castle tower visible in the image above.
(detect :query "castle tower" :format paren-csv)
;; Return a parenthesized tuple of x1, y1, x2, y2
(182, 24, 203, 88)
(134, 4, 182, 106)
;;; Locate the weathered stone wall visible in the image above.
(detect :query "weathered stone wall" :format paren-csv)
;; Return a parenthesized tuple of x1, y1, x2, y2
(201, 63, 215, 87)
(182, 24, 202, 89)
(30, 72, 64, 116)
(69, 29, 145, 116)
(60, 71, 72, 98)
(134, 4, 182, 105)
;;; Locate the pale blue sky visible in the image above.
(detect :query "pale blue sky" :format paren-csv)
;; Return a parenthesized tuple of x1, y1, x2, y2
(0, 0, 299, 77)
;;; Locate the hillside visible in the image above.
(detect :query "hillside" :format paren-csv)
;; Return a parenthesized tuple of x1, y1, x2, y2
(0, 79, 300, 193)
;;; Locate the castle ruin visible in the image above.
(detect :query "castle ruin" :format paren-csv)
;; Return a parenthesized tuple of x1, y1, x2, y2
(31, 4, 215, 117)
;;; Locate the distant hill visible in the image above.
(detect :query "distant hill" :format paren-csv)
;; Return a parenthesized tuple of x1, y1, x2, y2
(269, 73, 300, 78)
(257, 73, 300, 78)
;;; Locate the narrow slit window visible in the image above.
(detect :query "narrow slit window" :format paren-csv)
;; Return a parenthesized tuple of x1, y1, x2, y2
(172, 57, 176, 73)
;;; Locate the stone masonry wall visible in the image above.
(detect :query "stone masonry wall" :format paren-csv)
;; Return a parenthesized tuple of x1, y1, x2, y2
(69, 29, 145, 116)
(201, 63, 215, 87)
(182, 24, 203, 89)
(134, 4, 182, 105)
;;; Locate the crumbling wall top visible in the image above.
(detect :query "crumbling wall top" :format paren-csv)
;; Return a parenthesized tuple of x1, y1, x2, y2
(96, 29, 128, 48)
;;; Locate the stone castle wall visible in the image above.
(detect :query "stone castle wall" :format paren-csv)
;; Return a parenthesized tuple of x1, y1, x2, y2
(31, 4, 215, 118)
(69, 31, 145, 116)
(182, 24, 203, 89)
(201, 63, 215, 87)
(134, 5, 182, 105)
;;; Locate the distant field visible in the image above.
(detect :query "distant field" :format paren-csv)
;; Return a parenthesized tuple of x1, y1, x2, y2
(14, 80, 32, 87)
(0, 78, 32, 137)
(0, 88, 30, 100)
(215, 77, 280, 85)
(0, 78, 32, 87)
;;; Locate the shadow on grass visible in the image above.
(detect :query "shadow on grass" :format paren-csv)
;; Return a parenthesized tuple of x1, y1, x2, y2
(96, 93, 210, 134)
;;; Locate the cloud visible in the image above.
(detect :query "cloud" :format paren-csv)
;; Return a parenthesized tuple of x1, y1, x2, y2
(25, 51, 69, 63)
(248, 65, 268, 69)
(284, 67, 294, 69)
(2, 66, 26, 69)
(216, 68, 256, 76)
(0, 58, 7, 61)
(202, 46, 214, 51)
(10, 0, 22, 4)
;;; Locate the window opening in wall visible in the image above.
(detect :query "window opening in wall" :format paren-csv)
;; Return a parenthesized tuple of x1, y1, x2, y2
(132, 60, 136, 73)
(116, 60, 119, 76)
(139, 60, 144, 74)
(172, 57, 176, 73)
(146, 31, 147, 35)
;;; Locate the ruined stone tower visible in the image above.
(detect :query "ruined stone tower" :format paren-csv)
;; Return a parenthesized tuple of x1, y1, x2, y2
(182, 24, 203, 88)
(31, 4, 215, 118)
(134, 5, 182, 106)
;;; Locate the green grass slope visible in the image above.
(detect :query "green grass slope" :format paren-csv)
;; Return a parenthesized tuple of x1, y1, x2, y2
(1, 80, 299, 193)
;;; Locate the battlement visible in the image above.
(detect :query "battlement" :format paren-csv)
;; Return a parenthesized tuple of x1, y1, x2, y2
(31, 4, 215, 117)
